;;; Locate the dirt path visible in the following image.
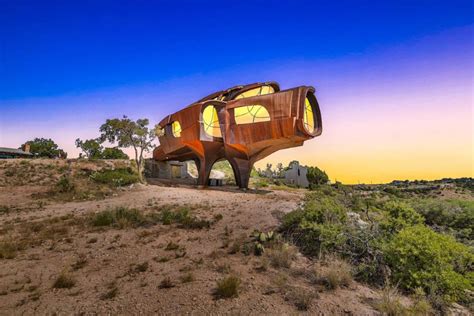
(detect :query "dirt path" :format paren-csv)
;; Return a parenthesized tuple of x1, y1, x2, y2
(0, 184, 380, 315)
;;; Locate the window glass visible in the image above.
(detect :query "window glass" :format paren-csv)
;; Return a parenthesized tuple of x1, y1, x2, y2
(234, 105, 270, 124)
(303, 98, 315, 133)
(234, 85, 274, 99)
(172, 121, 182, 137)
(202, 105, 222, 137)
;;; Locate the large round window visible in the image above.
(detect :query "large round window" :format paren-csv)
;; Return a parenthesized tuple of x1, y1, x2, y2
(172, 121, 182, 137)
(303, 97, 315, 133)
(202, 105, 222, 138)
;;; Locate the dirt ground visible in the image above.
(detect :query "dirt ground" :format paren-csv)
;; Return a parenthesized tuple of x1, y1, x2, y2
(0, 176, 392, 315)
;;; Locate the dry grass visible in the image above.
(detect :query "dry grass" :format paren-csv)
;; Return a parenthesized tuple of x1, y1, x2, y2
(159, 277, 175, 289)
(52, 272, 76, 289)
(100, 282, 119, 300)
(373, 286, 406, 316)
(266, 243, 297, 269)
(321, 257, 352, 290)
(180, 272, 195, 283)
(214, 275, 241, 299)
(0, 240, 18, 259)
(285, 286, 315, 311)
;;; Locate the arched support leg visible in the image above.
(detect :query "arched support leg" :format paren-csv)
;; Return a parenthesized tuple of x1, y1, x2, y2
(228, 158, 253, 189)
(195, 157, 215, 187)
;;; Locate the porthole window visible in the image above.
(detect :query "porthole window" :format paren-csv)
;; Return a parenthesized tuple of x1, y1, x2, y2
(234, 105, 270, 124)
(172, 121, 182, 137)
(234, 85, 274, 99)
(303, 97, 315, 133)
(202, 105, 222, 138)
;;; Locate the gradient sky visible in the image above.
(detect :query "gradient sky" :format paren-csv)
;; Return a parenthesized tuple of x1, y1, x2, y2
(1, 0, 473, 183)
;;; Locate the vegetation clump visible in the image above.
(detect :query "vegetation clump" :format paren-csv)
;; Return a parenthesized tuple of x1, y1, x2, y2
(279, 183, 474, 309)
(56, 176, 75, 193)
(90, 168, 139, 187)
(52, 272, 76, 289)
(214, 275, 241, 299)
(90, 207, 145, 228)
(384, 225, 473, 304)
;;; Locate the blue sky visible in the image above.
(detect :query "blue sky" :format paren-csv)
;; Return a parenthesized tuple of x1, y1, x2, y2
(0, 0, 473, 182)
(1, 0, 472, 99)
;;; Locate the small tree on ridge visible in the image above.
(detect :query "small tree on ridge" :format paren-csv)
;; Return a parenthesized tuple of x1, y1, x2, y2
(99, 116, 155, 182)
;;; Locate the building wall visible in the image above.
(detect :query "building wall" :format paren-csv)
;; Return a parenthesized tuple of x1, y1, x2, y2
(145, 159, 190, 179)
(284, 162, 310, 188)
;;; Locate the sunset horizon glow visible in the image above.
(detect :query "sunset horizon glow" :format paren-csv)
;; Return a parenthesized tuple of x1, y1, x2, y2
(1, 1, 472, 184)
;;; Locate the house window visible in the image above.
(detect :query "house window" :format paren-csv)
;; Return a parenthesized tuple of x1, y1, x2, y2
(303, 97, 315, 133)
(234, 85, 274, 99)
(172, 121, 182, 137)
(202, 105, 222, 137)
(234, 105, 270, 124)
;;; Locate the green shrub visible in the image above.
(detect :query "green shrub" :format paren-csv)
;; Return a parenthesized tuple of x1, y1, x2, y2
(384, 225, 473, 304)
(90, 168, 139, 187)
(381, 201, 424, 234)
(91, 207, 145, 228)
(410, 199, 474, 245)
(280, 192, 347, 258)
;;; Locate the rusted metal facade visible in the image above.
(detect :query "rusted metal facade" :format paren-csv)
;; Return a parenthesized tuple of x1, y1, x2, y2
(153, 82, 322, 188)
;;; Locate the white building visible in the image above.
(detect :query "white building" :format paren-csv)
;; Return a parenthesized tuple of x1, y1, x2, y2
(284, 161, 309, 188)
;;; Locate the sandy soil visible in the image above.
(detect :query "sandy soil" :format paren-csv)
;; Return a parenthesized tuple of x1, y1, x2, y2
(0, 179, 385, 315)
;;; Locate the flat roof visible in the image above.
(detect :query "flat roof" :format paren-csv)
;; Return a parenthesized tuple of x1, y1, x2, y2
(0, 147, 33, 155)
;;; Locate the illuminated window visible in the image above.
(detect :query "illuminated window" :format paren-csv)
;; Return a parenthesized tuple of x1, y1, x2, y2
(172, 121, 182, 137)
(202, 105, 222, 137)
(155, 126, 164, 137)
(234, 85, 274, 99)
(234, 105, 270, 124)
(303, 98, 315, 133)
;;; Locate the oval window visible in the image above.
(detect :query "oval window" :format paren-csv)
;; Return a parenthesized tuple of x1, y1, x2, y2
(234, 85, 274, 99)
(202, 105, 222, 137)
(172, 121, 182, 137)
(303, 97, 315, 133)
(234, 105, 270, 124)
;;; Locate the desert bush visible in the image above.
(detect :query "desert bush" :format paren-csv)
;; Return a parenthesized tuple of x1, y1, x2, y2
(384, 225, 473, 304)
(280, 191, 347, 258)
(56, 176, 75, 193)
(90, 168, 139, 187)
(214, 275, 241, 299)
(90, 207, 145, 228)
(410, 199, 474, 245)
(53, 272, 76, 289)
(380, 201, 424, 234)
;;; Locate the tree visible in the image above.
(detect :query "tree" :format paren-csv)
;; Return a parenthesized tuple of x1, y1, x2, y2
(75, 138, 103, 159)
(21, 138, 67, 158)
(101, 147, 129, 159)
(99, 116, 155, 182)
(306, 166, 329, 185)
(276, 163, 284, 177)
